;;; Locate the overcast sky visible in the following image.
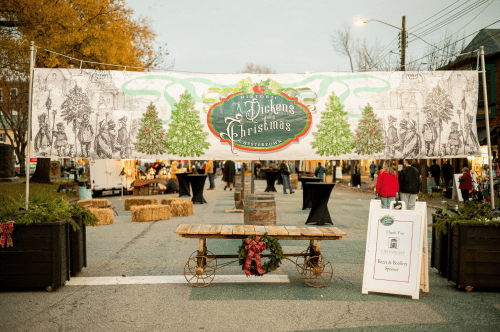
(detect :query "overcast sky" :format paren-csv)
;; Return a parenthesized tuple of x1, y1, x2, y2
(126, 0, 500, 73)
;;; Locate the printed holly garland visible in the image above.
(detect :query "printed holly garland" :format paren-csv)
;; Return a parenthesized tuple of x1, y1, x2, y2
(238, 233, 284, 276)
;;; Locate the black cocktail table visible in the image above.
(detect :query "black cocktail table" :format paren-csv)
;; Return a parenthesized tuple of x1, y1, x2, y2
(176, 173, 191, 197)
(298, 176, 322, 189)
(262, 170, 278, 192)
(188, 174, 207, 204)
(305, 183, 335, 225)
(300, 177, 322, 209)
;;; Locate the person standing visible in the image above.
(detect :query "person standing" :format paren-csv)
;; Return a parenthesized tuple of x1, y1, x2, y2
(376, 160, 399, 209)
(206, 160, 215, 190)
(280, 160, 294, 194)
(398, 159, 420, 210)
(459, 167, 472, 204)
(442, 160, 454, 188)
(288, 160, 296, 174)
(369, 161, 376, 181)
(315, 162, 326, 182)
(223, 160, 235, 191)
(430, 160, 441, 188)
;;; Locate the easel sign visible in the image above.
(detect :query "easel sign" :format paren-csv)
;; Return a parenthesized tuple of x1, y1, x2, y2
(362, 200, 429, 300)
(452, 173, 478, 201)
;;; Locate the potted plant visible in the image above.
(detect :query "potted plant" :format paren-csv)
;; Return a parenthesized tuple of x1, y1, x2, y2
(0, 194, 78, 291)
(432, 201, 500, 291)
(68, 203, 98, 276)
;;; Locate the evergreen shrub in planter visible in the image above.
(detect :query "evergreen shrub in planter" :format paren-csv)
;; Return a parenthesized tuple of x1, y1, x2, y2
(0, 194, 81, 291)
(433, 202, 500, 291)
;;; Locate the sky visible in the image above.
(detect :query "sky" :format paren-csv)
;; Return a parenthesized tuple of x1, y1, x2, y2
(126, 0, 500, 73)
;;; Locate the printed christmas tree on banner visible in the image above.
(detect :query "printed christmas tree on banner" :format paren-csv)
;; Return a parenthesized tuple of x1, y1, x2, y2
(353, 103, 385, 155)
(164, 91, 210, 157)
(311, 92, 353, 156)
(134, 103, 168, 155)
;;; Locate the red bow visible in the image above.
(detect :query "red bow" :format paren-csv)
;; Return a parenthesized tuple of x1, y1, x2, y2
(0, 222, 14, 248)
(244, 236, 267, 276)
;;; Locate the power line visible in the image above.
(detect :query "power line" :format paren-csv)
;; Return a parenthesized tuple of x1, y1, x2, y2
(408, 20, 500, 68)
(409, 0, 489, 42)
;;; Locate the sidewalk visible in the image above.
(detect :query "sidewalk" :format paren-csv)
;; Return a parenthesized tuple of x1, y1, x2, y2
(1, 177, 499, 331)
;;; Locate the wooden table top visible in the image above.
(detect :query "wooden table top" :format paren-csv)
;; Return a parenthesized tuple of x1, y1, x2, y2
(175, 224, 346, 240)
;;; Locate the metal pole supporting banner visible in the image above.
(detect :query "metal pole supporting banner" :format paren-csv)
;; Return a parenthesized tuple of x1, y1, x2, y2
(25, 41, 35, 210)
(480, 46, 495, 209)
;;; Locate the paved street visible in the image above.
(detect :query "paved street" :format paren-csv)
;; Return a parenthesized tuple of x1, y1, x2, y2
(1, 177, 499, 331)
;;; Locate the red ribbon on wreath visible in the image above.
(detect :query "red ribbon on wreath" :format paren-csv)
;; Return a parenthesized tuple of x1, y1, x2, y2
(0, 221, 14, 248)
(244, 236, 267, 276)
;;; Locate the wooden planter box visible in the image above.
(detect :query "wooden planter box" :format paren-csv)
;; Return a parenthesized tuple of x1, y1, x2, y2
(0, 220, 70, 291)
(430, 214, 450, 277)
(70, 215, 87, 276)
(448, 223, 500, 290)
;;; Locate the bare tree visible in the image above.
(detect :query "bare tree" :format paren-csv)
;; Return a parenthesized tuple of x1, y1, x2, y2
(423, 31, 468, 70)
(241, 63, 277, 74)
(331, 24, 356, 72)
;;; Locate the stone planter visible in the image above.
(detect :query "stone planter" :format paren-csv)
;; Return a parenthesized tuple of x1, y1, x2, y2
(448, 223, 500, 291)
(0, 220, 70, 291)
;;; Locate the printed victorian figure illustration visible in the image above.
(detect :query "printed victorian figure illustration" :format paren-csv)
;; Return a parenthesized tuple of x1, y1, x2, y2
(386, 115, 399, 158)
(116, 116, 129, 158)
(422, 113, 438, 156)
(95, 118, 116, 159)
(448, 122, 462, 155)
(77, 113, 94, 157)
(34, 113, 51, 152)
(52, 122, 68, 156)
(464, 113, 480, 153)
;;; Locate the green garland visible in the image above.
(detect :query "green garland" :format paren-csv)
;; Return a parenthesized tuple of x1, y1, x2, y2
(238, 233, 284, 276)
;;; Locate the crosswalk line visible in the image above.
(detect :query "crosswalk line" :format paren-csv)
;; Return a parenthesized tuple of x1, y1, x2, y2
(66, 275, 290, 286)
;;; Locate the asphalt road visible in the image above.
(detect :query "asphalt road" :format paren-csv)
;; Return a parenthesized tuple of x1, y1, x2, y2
(1, 177, 499, 331)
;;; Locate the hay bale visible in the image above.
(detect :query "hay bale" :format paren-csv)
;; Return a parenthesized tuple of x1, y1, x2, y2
(124, 197, 158, 210)
(130, 205, 171, 222)
(170, 200, 194, 217)
(87, 207, 114, 225)
(78, 198, 110, 208)
(160, 197, 184, 206)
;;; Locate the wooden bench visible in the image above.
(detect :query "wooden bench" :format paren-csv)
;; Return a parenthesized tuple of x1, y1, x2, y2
(175, 224, 346, 288)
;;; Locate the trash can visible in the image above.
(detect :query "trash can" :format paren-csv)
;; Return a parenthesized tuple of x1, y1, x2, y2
(445, 187, 453, 199)
(78, 181, 92, 200)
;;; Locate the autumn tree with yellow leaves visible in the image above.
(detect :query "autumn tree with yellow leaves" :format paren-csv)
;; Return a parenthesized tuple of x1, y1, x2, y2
(0, 0, 171, 182)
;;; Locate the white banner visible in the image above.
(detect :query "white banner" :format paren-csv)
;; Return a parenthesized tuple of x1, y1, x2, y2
(31, 69, 480, 160)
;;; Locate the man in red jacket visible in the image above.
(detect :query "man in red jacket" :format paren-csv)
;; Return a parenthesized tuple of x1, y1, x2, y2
(376, 161, 399, 209)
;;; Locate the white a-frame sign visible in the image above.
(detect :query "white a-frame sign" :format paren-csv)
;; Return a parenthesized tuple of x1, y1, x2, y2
(362, 200, 429, 300)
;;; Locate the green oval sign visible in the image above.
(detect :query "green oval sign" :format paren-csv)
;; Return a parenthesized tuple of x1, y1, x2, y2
(207, 91, 312, 152)
(380, 216, 394, 226)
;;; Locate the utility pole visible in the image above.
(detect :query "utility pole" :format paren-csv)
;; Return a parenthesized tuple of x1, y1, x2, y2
(400, 16, 406, 71)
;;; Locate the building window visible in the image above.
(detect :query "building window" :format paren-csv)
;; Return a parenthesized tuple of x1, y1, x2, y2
(0, 133, 5, 143)
(10, 88, 17, 98)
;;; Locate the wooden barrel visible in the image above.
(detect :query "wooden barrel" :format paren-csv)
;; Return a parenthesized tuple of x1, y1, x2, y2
(244, 194, 276, 226)
(291, 173, 298, 189)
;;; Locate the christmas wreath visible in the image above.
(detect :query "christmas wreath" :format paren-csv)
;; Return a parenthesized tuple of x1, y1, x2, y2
(238, 233, 284, 276)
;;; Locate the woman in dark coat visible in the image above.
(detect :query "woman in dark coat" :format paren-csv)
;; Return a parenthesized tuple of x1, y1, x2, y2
(223, 160, 235, 190)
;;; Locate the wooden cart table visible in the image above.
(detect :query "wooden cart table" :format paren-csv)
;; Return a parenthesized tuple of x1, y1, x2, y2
(175, 224, 346, 288)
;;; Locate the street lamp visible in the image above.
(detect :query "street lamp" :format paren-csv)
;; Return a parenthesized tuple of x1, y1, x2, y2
(356, 16, 407, 71)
